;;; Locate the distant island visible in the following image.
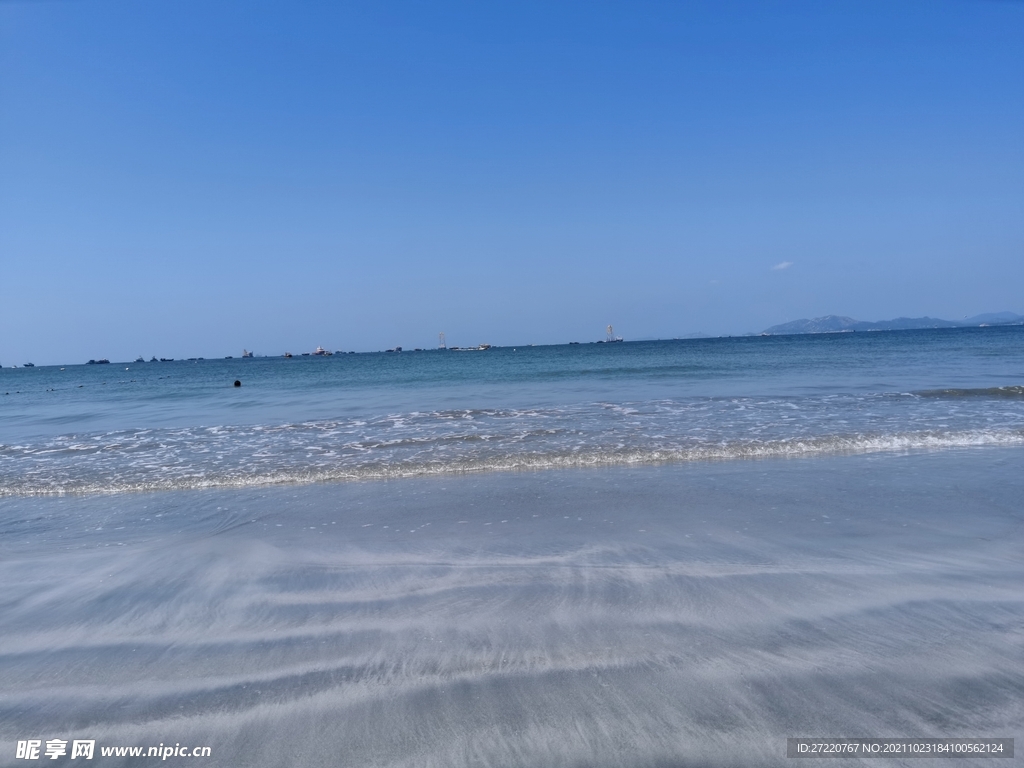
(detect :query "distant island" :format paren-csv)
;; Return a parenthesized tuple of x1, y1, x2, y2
(762, 312, 1024, 336)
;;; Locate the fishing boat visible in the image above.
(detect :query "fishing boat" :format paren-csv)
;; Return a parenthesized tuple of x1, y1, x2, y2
(242, 350, 254, 358)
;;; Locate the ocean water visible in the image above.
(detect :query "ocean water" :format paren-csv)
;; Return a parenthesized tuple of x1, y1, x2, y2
(1, 328, 1023, 767)
(2, 327, 1023, 495)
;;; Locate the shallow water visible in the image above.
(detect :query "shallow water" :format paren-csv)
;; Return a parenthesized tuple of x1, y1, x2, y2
(2, 328, 1022, 764)
(2, 327, 1023, 496)
(1, 450, 1021, 767)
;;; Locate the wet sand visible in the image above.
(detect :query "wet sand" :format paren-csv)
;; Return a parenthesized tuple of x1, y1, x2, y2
(1, 449, 1022, 766)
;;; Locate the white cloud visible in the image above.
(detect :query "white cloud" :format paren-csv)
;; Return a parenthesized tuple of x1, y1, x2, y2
(771, 261, 794, 271)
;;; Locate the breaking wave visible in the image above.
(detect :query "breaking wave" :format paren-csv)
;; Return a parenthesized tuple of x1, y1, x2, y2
(3, 391, 1023, 496)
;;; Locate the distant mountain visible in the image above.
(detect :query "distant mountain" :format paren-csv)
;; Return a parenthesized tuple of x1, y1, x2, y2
(762, 316, 861, 334)
(762, 313, 1024, 336)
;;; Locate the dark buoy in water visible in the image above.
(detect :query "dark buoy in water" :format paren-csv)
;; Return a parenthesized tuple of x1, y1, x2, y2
(234, 380, 241, 387)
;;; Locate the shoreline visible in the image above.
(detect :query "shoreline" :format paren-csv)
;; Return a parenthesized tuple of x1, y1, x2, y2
(4, 430, 1024, 499)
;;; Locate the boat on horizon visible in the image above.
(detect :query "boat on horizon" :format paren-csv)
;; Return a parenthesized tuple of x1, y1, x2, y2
(23, 362, 35, 367)
(312, 346, 332, 356)
(242, 350, 254, 358)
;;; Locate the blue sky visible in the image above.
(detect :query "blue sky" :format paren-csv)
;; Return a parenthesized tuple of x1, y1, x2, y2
(1, 0, 1022, 362)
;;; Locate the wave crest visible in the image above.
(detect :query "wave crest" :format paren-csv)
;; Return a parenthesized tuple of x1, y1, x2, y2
(2, 428, 1021, 497)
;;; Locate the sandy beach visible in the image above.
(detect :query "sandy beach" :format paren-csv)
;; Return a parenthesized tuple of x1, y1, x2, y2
(2, 448, 1021, 766)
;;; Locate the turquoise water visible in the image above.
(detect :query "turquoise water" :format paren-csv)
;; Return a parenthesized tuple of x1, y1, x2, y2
(2, 327, 1023, 495)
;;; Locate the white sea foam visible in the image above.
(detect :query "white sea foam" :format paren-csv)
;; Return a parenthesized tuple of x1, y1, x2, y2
(2, 423, 1022, 496)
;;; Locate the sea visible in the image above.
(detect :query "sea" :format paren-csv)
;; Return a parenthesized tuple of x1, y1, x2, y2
(1, 327, 1022, 766)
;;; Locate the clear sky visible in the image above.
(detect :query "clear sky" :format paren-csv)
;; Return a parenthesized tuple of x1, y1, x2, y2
(1, 0, 1022, 362)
